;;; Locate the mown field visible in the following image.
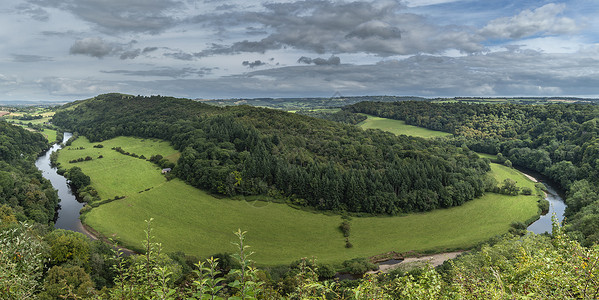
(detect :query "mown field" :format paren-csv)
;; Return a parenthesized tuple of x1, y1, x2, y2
(57, 134, 539, 265)
(358, 115, 452, 138)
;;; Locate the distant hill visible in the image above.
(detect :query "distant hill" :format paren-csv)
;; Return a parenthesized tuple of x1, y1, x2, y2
(199, 95, 427, 110)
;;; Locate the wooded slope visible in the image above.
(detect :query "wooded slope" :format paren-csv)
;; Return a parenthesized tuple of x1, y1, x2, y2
(53, 94, 491, 215)
(347, 101, 599, 243)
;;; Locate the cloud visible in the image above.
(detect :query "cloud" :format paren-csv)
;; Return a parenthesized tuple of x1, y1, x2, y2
(26, 0, 182, 34)
(345, 21, 402, 39)
(215, 4, 236, 11)
(69, 37, 153, 59)
(142, 47, 159, 53)
(191, 1, 483, 56)
(12, 54, 54, 62)
(70, 37, 115, 58)
(36, 77, 124, 96)
(164, 52, 194, 61)
(242, 60, 266, 68)
(144, 49, 598, 98)
(120, 49, 141, 60)
(480, 3, 578, 39)
(15, 3, 50, 21)
(297, 56, 341, 65)
(26, 47, 599, 100)
(101, 67, 212, 77)
(195, 39, 282, 57)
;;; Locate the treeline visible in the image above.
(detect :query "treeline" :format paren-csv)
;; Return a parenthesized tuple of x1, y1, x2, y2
(0, 121, 59, 224)
(3, 217, 598, 299)
(347, 100, 599, 244)
(52, 94, 491, 215)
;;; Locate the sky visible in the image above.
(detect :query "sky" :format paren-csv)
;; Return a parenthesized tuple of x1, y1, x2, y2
(1, 0, 598, 101)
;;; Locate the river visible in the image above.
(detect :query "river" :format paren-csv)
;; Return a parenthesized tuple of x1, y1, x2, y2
(526, 180, 566, 234)
(35, 132, 87, 233)
(35, 134, 565, 236)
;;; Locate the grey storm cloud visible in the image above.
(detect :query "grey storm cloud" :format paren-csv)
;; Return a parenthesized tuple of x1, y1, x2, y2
(190, 0, 484, 56)
(70, 37, 115, 58)
(242, 60, 266, 68)
(480, 3, 578, 39)
(142, 47, 159, 54)
(70, 38, 154, 59)
(297, 56, 341, 65)
(26, 0, 182, 34)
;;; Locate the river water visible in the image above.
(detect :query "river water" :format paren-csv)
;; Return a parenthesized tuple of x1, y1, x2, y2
(526, 181, 566, 234)
(35, 132, 86, 233)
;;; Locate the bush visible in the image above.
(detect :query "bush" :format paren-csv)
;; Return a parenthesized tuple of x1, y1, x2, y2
(521, 187, 532, 195)
(341, 258, 377, 275)
(339, 221, 351, 237)
(538, 198, 550, 214)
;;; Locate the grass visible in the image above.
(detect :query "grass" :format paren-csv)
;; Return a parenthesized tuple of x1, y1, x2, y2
(57, 136, 178, 199)
(358, 115, 451, 138)
(58, 135, 539, 265)
(477, 152, 498, 161)
(41, 128, 58, 142)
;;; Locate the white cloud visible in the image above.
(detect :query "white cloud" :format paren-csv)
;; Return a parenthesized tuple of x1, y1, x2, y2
(480, 3, 578, 39)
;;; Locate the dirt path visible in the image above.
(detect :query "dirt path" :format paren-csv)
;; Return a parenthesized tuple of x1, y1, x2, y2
(522, 173, 539, 183)
(81, 222, 137, 256)
(375, 251, 465, 273)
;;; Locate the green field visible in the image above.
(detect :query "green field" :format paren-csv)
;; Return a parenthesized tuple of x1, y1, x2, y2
(58, 136, 539, 265)
(57, 136, 178, 199)
(359, 115, 451, 138)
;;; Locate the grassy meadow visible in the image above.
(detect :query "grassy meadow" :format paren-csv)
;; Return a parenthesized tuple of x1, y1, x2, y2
(358, 115, 452, 138)
(58, 135, 539, 265)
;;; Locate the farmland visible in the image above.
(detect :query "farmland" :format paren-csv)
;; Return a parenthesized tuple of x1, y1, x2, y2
(57, 134, 539, 265)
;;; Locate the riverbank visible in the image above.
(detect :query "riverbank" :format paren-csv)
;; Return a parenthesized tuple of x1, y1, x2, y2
(368, 251, 465, 274)
(82, 222, 137, 256)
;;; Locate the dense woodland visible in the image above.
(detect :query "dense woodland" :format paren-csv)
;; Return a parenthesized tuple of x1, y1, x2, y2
(0, 121, 58, 224)
(3, 96, 599, 298)
(52, 94, 492, 215)
(347, 101, 599, 244)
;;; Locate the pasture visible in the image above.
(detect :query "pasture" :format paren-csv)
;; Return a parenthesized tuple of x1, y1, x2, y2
(58, 135, 539, 265)
(359, 115, 451, 138)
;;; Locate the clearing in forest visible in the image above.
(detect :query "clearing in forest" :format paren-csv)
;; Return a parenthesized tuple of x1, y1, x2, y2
(358, 114, 452, 138)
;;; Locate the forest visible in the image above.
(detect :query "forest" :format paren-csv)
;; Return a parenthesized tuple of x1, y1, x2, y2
(346, 100, 599, 245)
(0, 121, 58, 225)
(2, 95, 599, 298)
(52, 94, 492, 215)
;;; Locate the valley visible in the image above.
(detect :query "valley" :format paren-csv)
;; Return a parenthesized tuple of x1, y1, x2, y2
(49, 107, 540, 265)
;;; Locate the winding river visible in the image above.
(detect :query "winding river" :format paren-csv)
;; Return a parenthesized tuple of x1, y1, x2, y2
(526, 179, 567, 234)
(36, 134, 565, 236)
(35, 132, 87, 234)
